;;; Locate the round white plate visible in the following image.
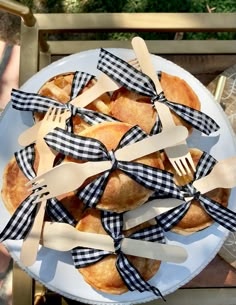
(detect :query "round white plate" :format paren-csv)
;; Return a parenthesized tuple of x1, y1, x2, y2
(1, 48, 236, 304)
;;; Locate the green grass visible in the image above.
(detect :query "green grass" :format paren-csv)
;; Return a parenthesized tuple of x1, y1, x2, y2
(16, 0, 236, 40)
(17, 0, 236, 14)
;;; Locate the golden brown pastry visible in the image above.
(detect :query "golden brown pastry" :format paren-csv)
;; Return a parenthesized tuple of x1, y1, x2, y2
(110, 71, 201, 134)
(77, 208, 161, 295)
(161, 148, 230, 235)
(1, 150, 84, 221)
(1, 156, 30, 215)
(36, 72, 112, 134)
(67, 121, 165, 213)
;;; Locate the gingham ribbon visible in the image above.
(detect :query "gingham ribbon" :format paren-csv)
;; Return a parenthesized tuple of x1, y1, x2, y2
(157, 151, 236, 232)
(44, 125, 183, 208)
(0, 144, 76, 242)
(71, 211, 165, 299)
(10, 70, 117, 132)
(97, 48, 220, 135)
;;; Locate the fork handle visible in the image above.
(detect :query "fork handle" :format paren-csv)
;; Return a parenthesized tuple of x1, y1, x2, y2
(70, 80, 107, 108)
(18, 121, 42, 146)
(20, 157, 55, 266)
(115, 125, 188, 161)
(154, 101, 176, 130)
(123, 197, 185, 230)
(131, 37, 175, 130)
(131, 37, 162, 94)
(20, 199, 47, 266)
(192, 174, 220, 195)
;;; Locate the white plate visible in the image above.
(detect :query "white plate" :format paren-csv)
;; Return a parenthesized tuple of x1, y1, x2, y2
(1, 48, 236, 304)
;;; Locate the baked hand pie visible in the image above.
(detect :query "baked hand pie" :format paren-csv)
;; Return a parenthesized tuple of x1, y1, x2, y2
(1, 155, 30, 215)
(1, 149, 84, 221)
(36, 72, 112, 134)
(76, 208, 161, 295)
(65, 121, 165, 213)
(110, 71, 201, 134)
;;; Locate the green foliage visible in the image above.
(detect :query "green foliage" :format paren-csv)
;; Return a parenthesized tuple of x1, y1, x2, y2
(16, 0, 236, 39)
(189, 0, 236, 13)
(17, 0, 236, 14)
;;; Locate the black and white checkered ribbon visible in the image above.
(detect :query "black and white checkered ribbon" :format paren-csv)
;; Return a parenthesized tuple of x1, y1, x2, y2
(157, 151, 236, 232)
(44, 125, 183, 208)
(71, 210, 165, 299)
(97, 48, 220, 135)
(11, 70, 117, 132)
(0, 144, 76, 242)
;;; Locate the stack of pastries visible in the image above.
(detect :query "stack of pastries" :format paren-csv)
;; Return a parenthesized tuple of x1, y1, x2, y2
(1, 66, 231, 296)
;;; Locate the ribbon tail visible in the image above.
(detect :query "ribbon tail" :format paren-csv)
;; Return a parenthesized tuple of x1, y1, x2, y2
(149, 118, 162, 135)
(71, 247, 110, 268)
(46, 198, 76, 225)
(45, 127, 108, 161)
(97, 48, 156, 97)
(0, 195, 37, 241)
(193, 152, 217, 180)
(118, 161, 183, 199)
(200, 195, 236, 232)
(70, 71, 94, 99)
(11, 88, 64, 112)
(130, 223, 165, 243)
(72, 106, 118, 126)
(77, 171, 111, 208)
(165, 101, 220, 135)
(117, 125, 148, 149)
(14, 144, 36, 180)
(157, 201, 191, 231)
(116, 252, 165, 300)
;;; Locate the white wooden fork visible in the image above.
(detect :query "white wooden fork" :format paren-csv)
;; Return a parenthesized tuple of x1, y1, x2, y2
(20, 106, 69, 267)
(131, 36, 195, 176)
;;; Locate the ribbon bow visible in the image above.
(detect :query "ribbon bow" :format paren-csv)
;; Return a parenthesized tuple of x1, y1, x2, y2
(0, 144, 76, 242)
(44, 125, 183, 208)
(157, 151, 236, 232)
(72, 210, 165, 299)
(97, 48, 220, 135)
(11, 70, 118, 132)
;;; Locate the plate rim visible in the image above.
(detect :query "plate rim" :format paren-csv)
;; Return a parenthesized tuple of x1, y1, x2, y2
(1, 47, 236, 304)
